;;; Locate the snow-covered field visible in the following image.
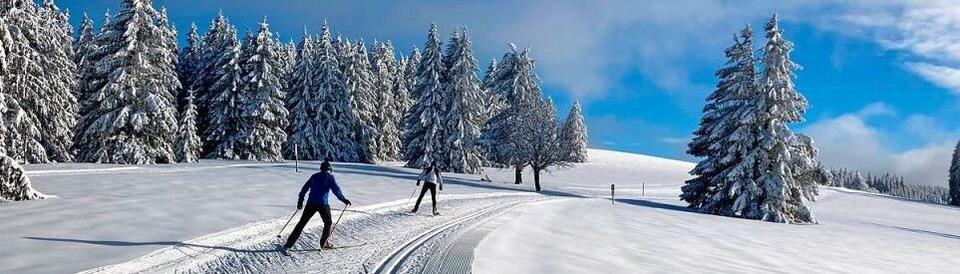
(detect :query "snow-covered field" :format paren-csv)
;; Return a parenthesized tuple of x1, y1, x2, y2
(3, 149, 959, 273)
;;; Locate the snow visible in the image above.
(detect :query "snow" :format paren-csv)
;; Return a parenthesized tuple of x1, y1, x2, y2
(3, 148, 960, 273)
(473, 157, 960, 273)
(0, 159, 512, 274)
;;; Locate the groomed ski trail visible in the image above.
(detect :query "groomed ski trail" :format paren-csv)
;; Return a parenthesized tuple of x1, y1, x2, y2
(80, 192, 556, 274)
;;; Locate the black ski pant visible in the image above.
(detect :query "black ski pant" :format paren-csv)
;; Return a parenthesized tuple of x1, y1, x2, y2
(413, 182, 437, 213)
(285, 204, 332, 248)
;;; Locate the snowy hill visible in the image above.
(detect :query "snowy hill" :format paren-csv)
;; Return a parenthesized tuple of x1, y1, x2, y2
(1, 149, 958, 273)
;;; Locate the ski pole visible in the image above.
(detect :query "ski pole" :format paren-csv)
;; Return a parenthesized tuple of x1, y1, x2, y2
(324, 204, 349, 247)
(407, 184, 419, 203)
(276, 208, 300, 239)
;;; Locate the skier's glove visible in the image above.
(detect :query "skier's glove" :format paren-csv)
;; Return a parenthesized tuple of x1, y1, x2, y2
(297, 203, 303, 210)
(439, 185, 443, 191)
(342, 199, 352, 206)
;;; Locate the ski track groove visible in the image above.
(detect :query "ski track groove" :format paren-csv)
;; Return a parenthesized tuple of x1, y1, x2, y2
(371, 198, 535, 274)
(80, 192, 549, 274)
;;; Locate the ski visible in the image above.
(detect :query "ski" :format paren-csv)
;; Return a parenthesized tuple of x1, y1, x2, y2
(291, 242, 369, 252)
(324, 242, 369, 250)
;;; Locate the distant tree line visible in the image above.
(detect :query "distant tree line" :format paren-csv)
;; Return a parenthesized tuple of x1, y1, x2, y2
(828, 168, 951, 205)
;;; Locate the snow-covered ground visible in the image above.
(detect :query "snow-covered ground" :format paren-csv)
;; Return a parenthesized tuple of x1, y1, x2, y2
(3, 149, 959, 273)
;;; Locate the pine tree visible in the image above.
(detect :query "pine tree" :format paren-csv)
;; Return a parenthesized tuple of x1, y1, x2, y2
(285, 32, 320, 160)
(480, 57, 500, 122)
(441, 28, 484, 174)
(313, 21, 360, 162)
(404, 24, 447, 168)
(949, 139, 960, 206)
(177, 23, 203, 111)
(0, 14, 41, 164)
(699, 15, 817, 223)
(404, 47, 421, 97)
(2, 0, 76, 163)
(77, 10, 110, 118)
(480, 46, 541, 184)
(370, 41, 402, 161)
(394, 56, 412, 118)
(681, 26, 756, 209)
(175, 90, 201, 163)
(34, 0, 79, 162)
(73, 13, 96, 99)
(74, 0, 179, 164)
(559, 101, 588, 163)
(277, 40, 296, 105)
(342, 40, 377, 163)
(0, 153, 51, 201)
(233, 20, 288, 161)
(200, 13, 243, 159)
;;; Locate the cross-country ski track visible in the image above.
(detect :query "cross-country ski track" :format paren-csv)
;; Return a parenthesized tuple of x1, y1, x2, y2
(81, 193, 560, 274)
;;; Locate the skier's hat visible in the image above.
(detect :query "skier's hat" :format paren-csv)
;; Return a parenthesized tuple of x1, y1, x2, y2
(321, 160, 332, 171)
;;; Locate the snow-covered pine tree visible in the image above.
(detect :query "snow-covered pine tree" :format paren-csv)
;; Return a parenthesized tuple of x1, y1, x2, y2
(0, 14, 44, 164)
(681, 27, 756, 209)
(370, 41, 402, 161)
(73, 12, 96, 99)
(480, 46, 541, 184)
(156, 7, 178, 61)
(441, 28, 484, 174)
(558, 101, 588, 163)
(277, 40, 296, 103)
(77, 11, 110, 118)
(200, 14, 244, 159)
(404, 47, 421, 97)
(176, 23, 203, 111)
(700, 15, 817, 223)
(394, 55, 412, 118)
(480, 57, 500, 122)
(949, 139, 960, 206)
(1, 0, 75, 163)
(285, 32, 320, 160)
(175, 90, 201, 163)
(0, 153, 51, 202)
(233, 20, 288, 161)
(74, 0, 179, 164)
(523, 98, 567, 191)
(342, 40, 377, 163)
(404, 24, 447, 168)
(313, 21, 361, 162)
(34, 0, 78, 162)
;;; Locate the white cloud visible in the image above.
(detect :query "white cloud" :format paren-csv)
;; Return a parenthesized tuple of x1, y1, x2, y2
(803, 103, 954, 186)
(905, 62, 960, 94)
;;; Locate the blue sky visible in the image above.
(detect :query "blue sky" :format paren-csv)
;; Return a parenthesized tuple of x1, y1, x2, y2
(56, 1, 960, 186)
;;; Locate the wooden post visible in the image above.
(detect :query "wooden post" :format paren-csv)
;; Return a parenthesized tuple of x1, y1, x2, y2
(294, 145, 299, 173)
(611, 184, 615, 205)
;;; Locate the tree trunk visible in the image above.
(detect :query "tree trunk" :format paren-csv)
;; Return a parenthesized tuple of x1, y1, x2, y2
(514, 166, 523, 184)
(534, 168, 541, 192)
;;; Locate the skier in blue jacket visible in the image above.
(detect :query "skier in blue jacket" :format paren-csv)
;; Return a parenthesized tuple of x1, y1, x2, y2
(284, 160, 351, 249)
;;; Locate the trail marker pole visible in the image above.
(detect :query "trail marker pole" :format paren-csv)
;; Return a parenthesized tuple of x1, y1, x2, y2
(642, 181, 645, 197)
(611, 184, 615, 205)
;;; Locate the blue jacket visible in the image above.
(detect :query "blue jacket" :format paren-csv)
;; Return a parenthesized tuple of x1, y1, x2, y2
(298, 171, 347, 206)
